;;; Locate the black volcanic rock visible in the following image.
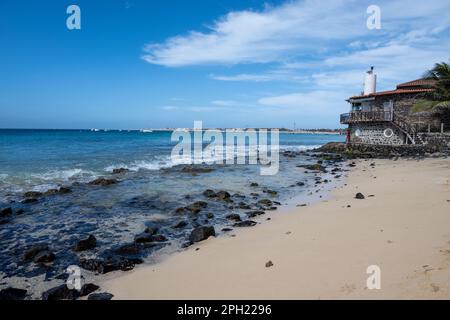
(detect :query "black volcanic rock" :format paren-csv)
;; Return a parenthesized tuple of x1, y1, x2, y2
(246, 210, 265, 218)
(42, 284, 79, 300)
(216, 191, 231, 200)
(202, 189, 217, 198)
(74, 235, 97, 252)
(23, 191, 43, 198)
(0, 287, 27, 300)
(112, 168, 129, 174)
(225, 213, 241, 222)
(79, 283, 100, 297)
(233, 220, 257, 228)
(181, 166, 214, 174)
(23, 244, 49, 261)
(189, 226, 216, 243)
(87, 292, 114, 300)
(258, 199, 272, 207)
(79, 257, 142, 274)
(33, 250, 55, 263)
(0, 207, 12, 218)
(173, 220, 188, 229)
(355, 192, 365, 199)
(88, 178, 118, 186)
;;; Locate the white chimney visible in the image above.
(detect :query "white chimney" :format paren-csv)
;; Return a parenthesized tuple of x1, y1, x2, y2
(363, 66, 377, 95)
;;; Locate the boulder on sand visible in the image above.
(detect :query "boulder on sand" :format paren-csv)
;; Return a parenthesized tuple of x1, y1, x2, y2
(234, 220, 257, 228)
(42, 284, 79, 300)
(189, 226, 216, 243)
(355, 192, 365, 199)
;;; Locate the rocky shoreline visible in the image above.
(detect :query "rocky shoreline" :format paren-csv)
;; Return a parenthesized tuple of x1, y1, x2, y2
(4, 142, 449, 300)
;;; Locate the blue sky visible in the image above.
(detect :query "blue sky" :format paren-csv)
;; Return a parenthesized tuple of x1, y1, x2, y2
(0, 0, 449, 129)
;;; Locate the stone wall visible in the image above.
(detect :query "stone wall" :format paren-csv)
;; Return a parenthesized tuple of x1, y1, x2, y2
(372, 92, 425, 116)
(349, 122, 405, 145)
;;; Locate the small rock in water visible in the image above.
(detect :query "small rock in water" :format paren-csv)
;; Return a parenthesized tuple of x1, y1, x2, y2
(58, 187, 72, 194)
(112, 168, 129, 174)
(114, 243, 141, 256)
(144, 226, 159, 235)
(87, 292, 114, 300)
(233, 220, 257, 228)
(74, 235, 97, 252)
(189, 226, 216, 243)
(23, 191, 43, 198)
(263, 189, 278, 196)
(172, 220, 188, 229)
(265, 261, 274, 268)
(216, 191, 231, 201)
(134, 233, 153, 243)
(250, 182, 259, 187)
(186, 201, 208, 213)
(203, 189, 216, 198)
(0, 207, 13, 217)
(238, 202, 251, 209)
(246, 210, 265, 218)
(152, 234, 168, 242)
(33, 250, 55, 263)
(22, 244, 49, 261)
(355, 193, 365, 199)
(225, 213, 241, 222)
(258, 199, 272, 207)
(89, 178, 118, 186)
(0, 287, 27, 300)
(44, 187, 72, 196)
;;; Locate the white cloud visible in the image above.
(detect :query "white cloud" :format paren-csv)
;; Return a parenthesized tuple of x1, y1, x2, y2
(142, 0, 450, 67)
(161, 105, 179, 111)
(142, 0, 370, 67)
(150, 0, 450, 122)
(210, 71, 306, 82)
(258, 90, 349, 116)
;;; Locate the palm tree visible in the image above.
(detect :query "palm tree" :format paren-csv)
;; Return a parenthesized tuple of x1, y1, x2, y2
(412, 61, 450, 112)
(424, 61, 450, 101)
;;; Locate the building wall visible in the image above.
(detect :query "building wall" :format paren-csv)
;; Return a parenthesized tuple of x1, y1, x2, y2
(372, 93, 425, 115)
(349, 123, 405, 145)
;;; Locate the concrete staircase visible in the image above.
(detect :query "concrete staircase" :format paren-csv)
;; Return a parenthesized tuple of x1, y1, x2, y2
(392, 111, 426, 145)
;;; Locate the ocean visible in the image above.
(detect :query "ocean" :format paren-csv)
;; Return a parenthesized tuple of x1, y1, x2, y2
(0, 129, 344, 297)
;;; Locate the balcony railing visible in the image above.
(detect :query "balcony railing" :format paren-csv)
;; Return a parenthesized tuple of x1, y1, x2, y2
(340, 111, 393, 124)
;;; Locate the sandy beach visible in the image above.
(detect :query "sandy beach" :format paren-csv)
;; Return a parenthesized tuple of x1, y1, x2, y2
(102, 157, 450, 299)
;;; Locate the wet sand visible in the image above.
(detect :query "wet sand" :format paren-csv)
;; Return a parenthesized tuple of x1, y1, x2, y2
(102, 157, 450, 299)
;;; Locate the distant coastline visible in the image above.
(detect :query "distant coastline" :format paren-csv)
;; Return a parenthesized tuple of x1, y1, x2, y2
(0, 128, 345, 135)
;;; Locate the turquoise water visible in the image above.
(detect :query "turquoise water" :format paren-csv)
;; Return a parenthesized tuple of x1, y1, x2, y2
(0, 129, 344, 296)
(0, 129, 343, 198)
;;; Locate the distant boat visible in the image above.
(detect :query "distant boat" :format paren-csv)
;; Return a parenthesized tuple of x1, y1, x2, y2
(140, 129, 153, 133)
(91, 128, 100, 132)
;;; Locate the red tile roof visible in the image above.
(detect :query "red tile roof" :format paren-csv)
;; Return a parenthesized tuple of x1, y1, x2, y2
(349, 77, 435, 100)
(396, 78, 436, 89)
(349, 88, 433, 100)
